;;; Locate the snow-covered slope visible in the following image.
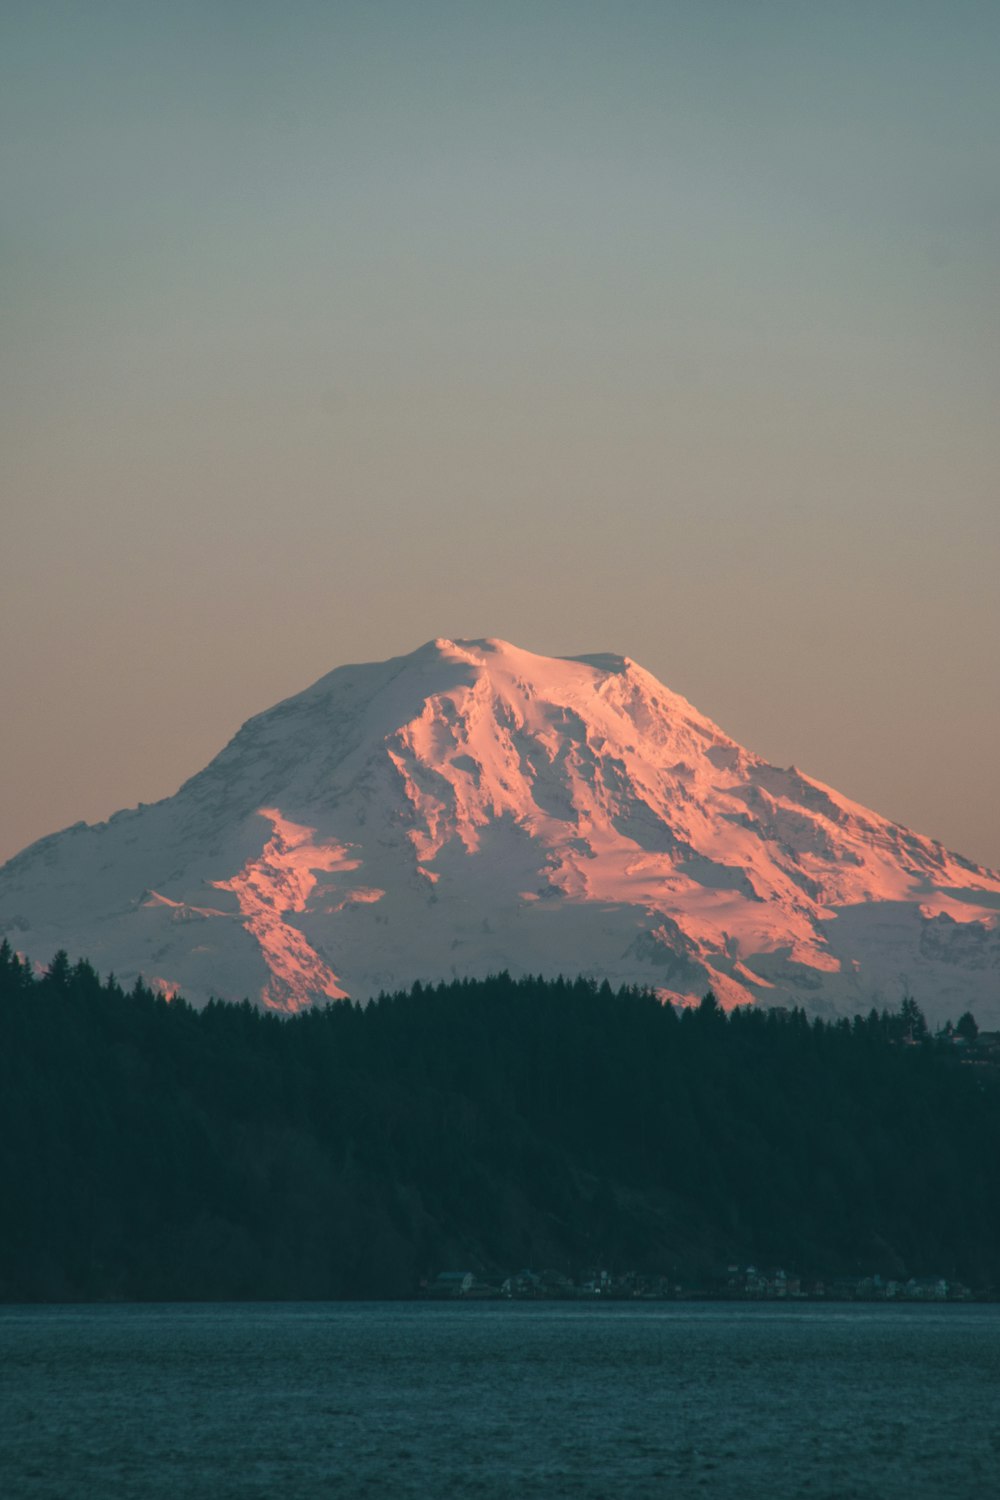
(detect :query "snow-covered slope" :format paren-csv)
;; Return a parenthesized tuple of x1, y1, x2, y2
(3, 638, 999, 1021)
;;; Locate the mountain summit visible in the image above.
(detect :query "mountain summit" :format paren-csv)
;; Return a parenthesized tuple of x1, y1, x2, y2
(3, 638, 999, 1020)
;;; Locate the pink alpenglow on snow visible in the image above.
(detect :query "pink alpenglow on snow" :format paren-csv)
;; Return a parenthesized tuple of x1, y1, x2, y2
(210, 809, 362, 1010)
(1, 638, 998, 1022)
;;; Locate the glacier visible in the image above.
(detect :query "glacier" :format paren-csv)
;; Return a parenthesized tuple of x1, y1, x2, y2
(2, 637, 998, 1022)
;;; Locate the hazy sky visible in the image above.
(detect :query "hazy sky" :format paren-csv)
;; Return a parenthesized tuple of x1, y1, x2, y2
(3, 1, 998, 868)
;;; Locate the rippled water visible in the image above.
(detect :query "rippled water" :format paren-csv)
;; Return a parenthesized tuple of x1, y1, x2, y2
(3, 1301, 1000, 1498)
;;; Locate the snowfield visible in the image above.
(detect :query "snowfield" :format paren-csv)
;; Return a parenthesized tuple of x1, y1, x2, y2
(2, 637, 998, 1022)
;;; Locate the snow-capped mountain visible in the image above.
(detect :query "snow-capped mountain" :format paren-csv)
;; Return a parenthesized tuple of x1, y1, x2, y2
(3, 638, 999, 1022)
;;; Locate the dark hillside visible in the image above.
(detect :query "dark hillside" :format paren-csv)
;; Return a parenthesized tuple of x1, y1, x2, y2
(2, 943, 999, 1300)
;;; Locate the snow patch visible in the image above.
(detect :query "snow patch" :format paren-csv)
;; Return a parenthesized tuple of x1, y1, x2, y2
(209, 808, 359, 1010)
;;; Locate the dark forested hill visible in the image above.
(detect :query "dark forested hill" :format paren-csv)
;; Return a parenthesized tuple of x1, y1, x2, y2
(2, 942, 999, 1300)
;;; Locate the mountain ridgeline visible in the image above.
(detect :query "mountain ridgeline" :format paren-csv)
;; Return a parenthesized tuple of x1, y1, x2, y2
(3, 637, 999, 1024)
(3, 943, 998, 1302)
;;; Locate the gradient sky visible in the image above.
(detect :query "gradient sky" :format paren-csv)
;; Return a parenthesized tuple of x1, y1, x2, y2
(3, 1, 998, 869)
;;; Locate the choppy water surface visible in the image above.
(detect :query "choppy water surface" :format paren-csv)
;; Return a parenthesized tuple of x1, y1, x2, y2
(2, 1301, 999, 1498)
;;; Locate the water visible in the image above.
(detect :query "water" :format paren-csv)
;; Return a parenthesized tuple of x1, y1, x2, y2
(3, 1301, 999, 1498)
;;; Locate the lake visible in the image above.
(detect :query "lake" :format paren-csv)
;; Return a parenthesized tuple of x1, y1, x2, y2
(2, 1301, 999, 1497)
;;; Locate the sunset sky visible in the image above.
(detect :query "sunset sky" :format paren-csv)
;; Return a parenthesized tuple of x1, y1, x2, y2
(3, 0, 998, 868)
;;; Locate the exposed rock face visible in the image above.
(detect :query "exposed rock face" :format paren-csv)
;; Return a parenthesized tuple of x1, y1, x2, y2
(3, 637, 999, 1021)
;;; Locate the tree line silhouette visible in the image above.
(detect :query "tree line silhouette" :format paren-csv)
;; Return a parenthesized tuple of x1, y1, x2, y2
(2, 941, 998, 1300)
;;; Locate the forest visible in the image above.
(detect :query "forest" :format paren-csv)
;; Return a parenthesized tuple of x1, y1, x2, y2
(2, 941, 999, 1301)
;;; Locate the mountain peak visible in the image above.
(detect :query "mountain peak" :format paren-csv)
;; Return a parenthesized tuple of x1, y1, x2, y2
(2, 640, 998, 1021)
